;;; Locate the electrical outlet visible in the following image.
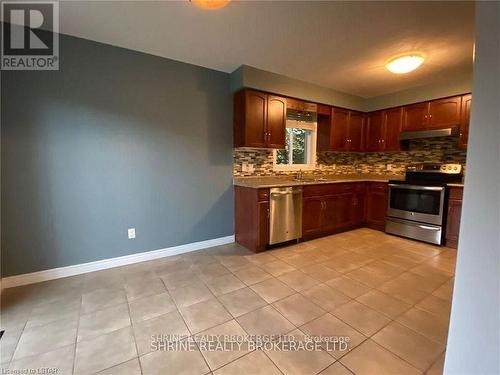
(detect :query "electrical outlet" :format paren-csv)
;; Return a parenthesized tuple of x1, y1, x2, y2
(128, 228, 136, 239)
(386, 164, 393, 171)
(242, 162, 249, 172)
(248, 163, 254, 172)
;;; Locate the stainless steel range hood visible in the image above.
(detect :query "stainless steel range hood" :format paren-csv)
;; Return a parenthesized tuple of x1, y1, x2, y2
(400, 127, 459, 140)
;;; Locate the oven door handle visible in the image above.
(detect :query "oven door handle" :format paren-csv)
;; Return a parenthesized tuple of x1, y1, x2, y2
(388, 184, 445, 191)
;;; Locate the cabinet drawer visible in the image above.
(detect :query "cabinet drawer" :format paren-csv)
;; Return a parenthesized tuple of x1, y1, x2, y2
(258, 189, 270, 202)
(368, 182, 388, 192)
(448, 187, 463, 200)
(303, 183, 362, 197)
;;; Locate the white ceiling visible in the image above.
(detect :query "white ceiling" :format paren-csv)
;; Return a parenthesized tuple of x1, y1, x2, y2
(56, 0, 475, 98)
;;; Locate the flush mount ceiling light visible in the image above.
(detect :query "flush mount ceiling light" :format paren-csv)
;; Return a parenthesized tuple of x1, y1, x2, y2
(386, 55, 425, 74)
(191, 0, 231, 10)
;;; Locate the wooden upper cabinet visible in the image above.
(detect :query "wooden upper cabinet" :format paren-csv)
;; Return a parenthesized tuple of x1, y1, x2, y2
(383, 107, 403, 151)
(233, 89, 286, 149)
(330, 109, 364, 152)
(317, 107, 333, 152)
(317, 104, 332, 116)
(459, 94, 471, 149)
(366, 111, 384, 151)
(267, 95, 287, 148)
(428, 96, 462, 129)
(331, 108, 350, 151)
(401, 95, 464, 132)
(287, 98, 316, 112)
(348, 112, 365, 151)
(366, 108, 402, 152)
(403, 102, 429, 131)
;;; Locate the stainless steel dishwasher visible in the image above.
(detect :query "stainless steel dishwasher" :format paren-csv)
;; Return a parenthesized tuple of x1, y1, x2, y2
(269, 187, 303, 245)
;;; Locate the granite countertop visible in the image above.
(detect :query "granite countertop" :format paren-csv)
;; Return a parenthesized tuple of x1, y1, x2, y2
(233, 174, 406, 188)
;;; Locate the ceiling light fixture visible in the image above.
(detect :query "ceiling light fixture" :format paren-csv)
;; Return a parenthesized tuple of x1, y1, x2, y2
(386, 55, 425, 74)
(191, 0, 231, 10)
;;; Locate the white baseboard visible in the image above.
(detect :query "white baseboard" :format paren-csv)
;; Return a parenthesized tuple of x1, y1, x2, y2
(1, 235, 235, 289)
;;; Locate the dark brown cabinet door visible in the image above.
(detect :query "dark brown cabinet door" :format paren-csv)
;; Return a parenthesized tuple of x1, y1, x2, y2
(366, 111, 384, 151)
(243, 90, 268, 147)
(234, 186, 269, 253)
(403, 102, 428, 131)
(331, 108, 350, 151)
(428, 96, 462, 129)
(459, 94, 471, 149)
(352, 192, 365, 225)
(446, 199, 462, 248)
(317, 111, 333, 151)
(365, 183, 388, 231)
(302, 197, 324, 236)
(233, 90, 286, 149)
(267, 96, 287, 148)
(383, 107, 403, 151)
(258, 201, 270, 248)
(348, 112, 365, 151)
(324, 193, 355, 230)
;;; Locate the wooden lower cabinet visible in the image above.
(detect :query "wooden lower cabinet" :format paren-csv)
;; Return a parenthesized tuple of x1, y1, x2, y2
(235, 181, 389, 252)
(323, 193, 356, 232)
(301, 183, 368, 240)
(365, 182, 388, 231)
(234, 186, 269, 252)
(302, 197, 324, 236)
(446, 187, 463, 248)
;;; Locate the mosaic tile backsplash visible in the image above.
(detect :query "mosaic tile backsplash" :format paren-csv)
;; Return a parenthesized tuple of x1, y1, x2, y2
(234, 137, 467, 177)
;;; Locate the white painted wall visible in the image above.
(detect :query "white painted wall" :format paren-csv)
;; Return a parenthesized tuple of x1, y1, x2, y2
(444, 2, 500, 374)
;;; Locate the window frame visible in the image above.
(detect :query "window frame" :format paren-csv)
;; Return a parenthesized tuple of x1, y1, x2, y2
(273, 119, 317, 171)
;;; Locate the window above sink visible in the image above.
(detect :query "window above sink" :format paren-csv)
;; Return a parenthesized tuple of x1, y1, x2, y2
(273, 119, 317, 171)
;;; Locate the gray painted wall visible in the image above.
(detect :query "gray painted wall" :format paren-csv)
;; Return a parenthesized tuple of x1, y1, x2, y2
(444, 2, 500, 373)
(231, 65, 472, 112)
(363, 74, 472, 112)
(1, 34, 234, 277)
(230, 65, 366, 111)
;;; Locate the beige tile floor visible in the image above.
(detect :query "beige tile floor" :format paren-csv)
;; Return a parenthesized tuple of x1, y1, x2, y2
(0, 229, 456, 374)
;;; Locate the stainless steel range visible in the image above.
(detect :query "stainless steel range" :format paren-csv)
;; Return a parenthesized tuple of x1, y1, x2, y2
(386, 163, 463, 245)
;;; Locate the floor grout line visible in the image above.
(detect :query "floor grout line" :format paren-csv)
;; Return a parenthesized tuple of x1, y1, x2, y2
(1, 229, 455, 375)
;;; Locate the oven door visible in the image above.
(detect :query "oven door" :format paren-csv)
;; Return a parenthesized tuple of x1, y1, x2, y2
(387, 184, 445, 225)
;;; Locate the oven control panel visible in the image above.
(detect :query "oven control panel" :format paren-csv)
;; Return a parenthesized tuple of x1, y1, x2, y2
(406, 163, 462, 174)
(439, 164, 462, 174)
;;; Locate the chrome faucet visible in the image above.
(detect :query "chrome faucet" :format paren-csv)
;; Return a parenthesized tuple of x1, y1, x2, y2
(296, 169, 304, 181)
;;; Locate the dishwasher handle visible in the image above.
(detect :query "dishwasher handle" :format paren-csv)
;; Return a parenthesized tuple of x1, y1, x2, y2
(271, 189, 302, 196)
